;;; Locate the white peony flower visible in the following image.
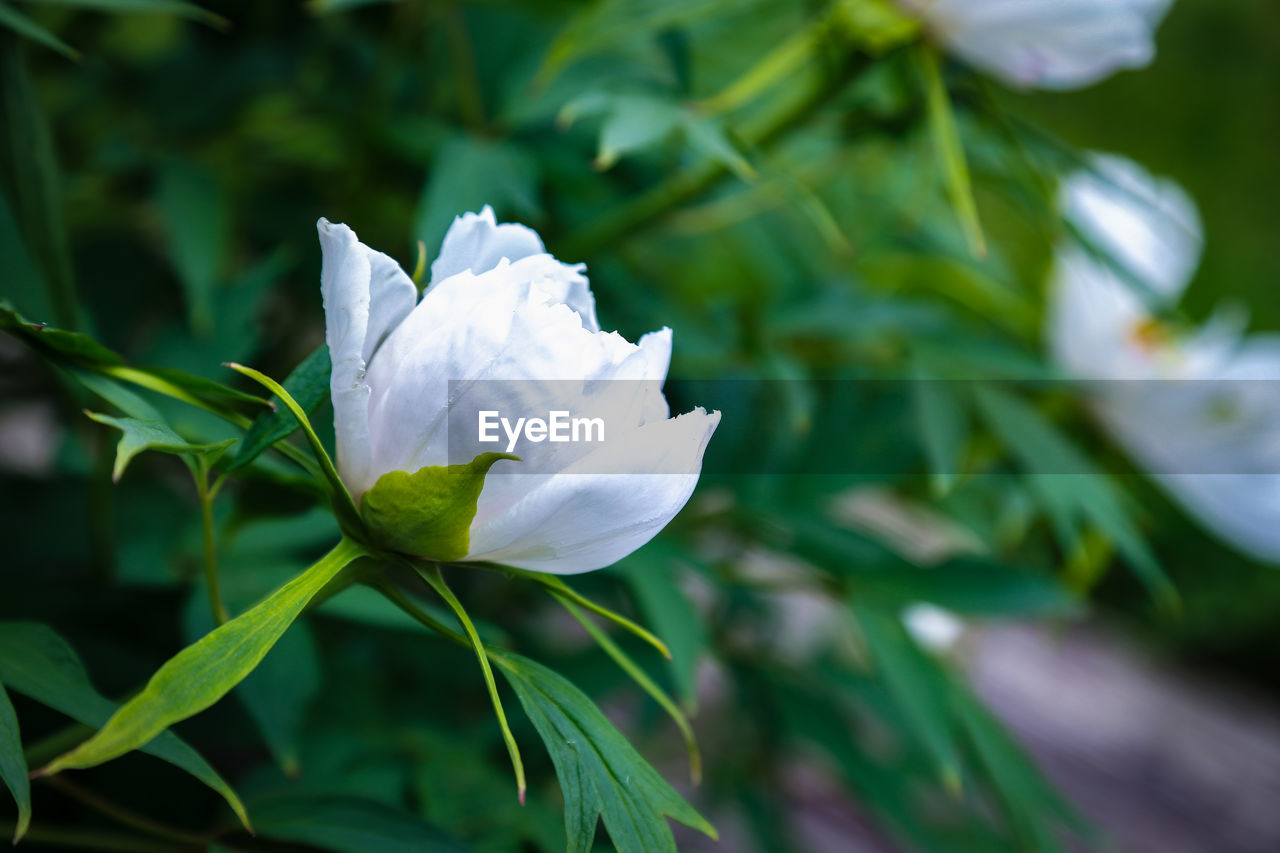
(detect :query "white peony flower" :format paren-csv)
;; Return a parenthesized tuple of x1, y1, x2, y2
(1049, 155, 1280, 564)
(902, 603, 965, 653)
(902, 0, 1173, 90)
(318, 206, 720, 574)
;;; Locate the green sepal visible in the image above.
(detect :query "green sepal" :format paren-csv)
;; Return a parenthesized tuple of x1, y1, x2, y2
(362, 452, 518, 560)
(85, 410, 235, 481)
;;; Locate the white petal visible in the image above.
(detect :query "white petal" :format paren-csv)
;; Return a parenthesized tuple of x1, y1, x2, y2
(465, 408, 721, 573)
(363, 249, 419, 364)
(318, 218, 375, 492)
(917, 0, 1169, 90)
(508, 254, 600, 331)
(428, 205, 545, 287)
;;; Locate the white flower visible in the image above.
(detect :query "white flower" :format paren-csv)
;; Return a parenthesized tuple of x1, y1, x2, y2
(902, 0, 1173, 90)
(1049, 155, 1280, 564)
(902, 603, 965, 653)
(318, 206, 720, 574)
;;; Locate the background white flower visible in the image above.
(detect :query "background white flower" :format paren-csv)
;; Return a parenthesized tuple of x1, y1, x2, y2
(1049, 155, 1280, 564)
(903, 0, 1173, 90)
(318, 207, 720, 574)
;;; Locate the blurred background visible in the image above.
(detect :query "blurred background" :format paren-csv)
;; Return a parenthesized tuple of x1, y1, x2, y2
(2, 1, 1279, 851)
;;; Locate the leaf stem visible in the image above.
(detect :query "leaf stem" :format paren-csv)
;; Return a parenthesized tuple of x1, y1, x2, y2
(415, 563, 527, 804)
(193, 460, 228, 625)
(553, 592, 702, 784)
(0, 822, 185, 853)
(42, 775, 210, 846)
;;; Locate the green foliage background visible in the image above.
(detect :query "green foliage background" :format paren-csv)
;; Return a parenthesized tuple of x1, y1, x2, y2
(1, 0, 1277, 851)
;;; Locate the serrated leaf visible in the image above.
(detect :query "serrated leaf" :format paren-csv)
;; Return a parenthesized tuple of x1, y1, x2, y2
(251, 792, 464, 852)
(492, 651, 716, 853)
(0, 621, 249, 830)
(0, 682, 30, 843)
(361, 452, 518, 560)
(228, 344, 331, 472)
(0, 3, 78, 59)
(84, 410, 234, 481)
(42, 538, 366, 778)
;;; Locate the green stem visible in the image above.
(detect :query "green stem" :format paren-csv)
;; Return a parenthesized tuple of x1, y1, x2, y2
(0, 822, 185, 853)
(42, 775, 209, 846)
(414, 563, 527, 804)
(553, 593, 702, 784)
(487, 565, 670, 660)
(194, 461, 228, 625)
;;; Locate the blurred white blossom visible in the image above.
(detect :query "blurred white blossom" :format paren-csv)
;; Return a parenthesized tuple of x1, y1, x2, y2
(902, 0, 1173, 90)
(319, 207, 719, 574)
(1049, 155, 1280, 563)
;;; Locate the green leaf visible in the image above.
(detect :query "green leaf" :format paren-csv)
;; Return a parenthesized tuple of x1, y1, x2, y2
(618, 546, 707, 709)
(911, 372, 969, 494)
(251, 792, 464, 852)
(0, 302, 115, 364)
(919, 46, 985, 259)
(185, 587, 321, 778)
(415, 136, 538, 259)
(228, 344, 331, 472)
(971, 385, 1175, 605)
(0, 3, 79, 59)
(41, 538, 367, 778)
(852, 603, 961, 789)
(361, 452, 518, 560)
(593, 94, 682, 169)
(491, 651, 717, 853)
(25, 0, 226, 28)
(0, 36, 81, 329)
(155, 161, 229, 335)
(0, 621, 250, 830)
(0, 682, 30, 843)
(84, 410, 234, 481)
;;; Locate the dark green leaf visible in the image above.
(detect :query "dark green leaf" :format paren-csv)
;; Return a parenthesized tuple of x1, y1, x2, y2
(0, 621, 249, 830)
(252, 792, 464, 853)
(25, 0, 226, 28)
(155, 161, 229, 334)
(618, 544, 707, 709)
(361, 452, 518, 560)
(0, 682, 30, 843)
(0, 36, 80, 329)
(492, 651, 716, 853)
(0, 3, 78, 59)
(0, 302, 117, 365)
(228, 344, 331, 472)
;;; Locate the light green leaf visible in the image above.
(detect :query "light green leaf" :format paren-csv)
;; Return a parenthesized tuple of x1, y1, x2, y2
(0, 682, 30, 843)
(594, 94, 682, 169)
(185, 587, 321, 778)
(228, 344, 331, 472)
(682, 116, 755, 180)
(0, 3, 78, 59)
(361, 452, 518, 560)
(833, 0, 920, 53)
(492, 651, 717, 853)
(84, 410, 234, 481)
(0, 621, 250, 830)
(42, 538, 367, 778)
(251, 792, 464, 852)
(919, 46, 985, 259)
